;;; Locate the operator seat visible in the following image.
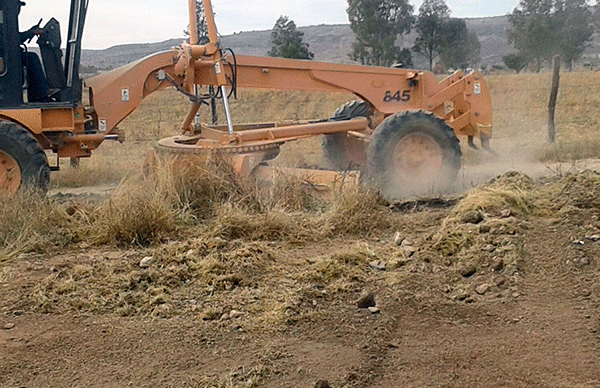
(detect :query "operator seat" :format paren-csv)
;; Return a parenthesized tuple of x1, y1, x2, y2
(38, 18, 66, 91)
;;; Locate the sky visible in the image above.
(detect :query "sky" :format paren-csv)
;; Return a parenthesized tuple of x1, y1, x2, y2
(19, 0, 521, 50)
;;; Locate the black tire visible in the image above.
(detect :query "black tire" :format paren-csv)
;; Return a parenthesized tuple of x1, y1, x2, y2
(0, 120, 50, 194)
(365, 110, 461, 199)
(321, 100, 372, 170)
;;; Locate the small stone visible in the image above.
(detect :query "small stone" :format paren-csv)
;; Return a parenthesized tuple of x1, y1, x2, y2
(368, 306, 380, 314)
(229, 310, 244, 319)
(3, 323, 15, 330)
(475, 284, 491, 295)
(458, 263, 477, 277)
(482, 244, 496, 253)
(490, 257, 504, 271)
(314, 380, 331, 388)
(402, 246, 416, 257)
(369, 260, 386, 271)
(357, 290, 376, 309)
(479, 223, 491, 234)
(580, 257, 590, 265)
(401, 238, 413, 247)
(581, 289, 592, 297)
(586, 235, 600, 242)
(500, 209, 512, 218)
(220, 313, 230, 321)
(512, 292, 520, 298)
(79, 242, 90, 249)
(454, 292, 470, 301)
(185, 249, 195, 257)
(494, 276, 507, 287)
(65, 205, 77, 216)
(139, 256, 153, 268)
(460, 211, 484, 224)
(393, 232, 403, 246)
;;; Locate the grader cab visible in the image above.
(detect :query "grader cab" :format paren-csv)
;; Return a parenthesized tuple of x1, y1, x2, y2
(0, 0, 492, 199)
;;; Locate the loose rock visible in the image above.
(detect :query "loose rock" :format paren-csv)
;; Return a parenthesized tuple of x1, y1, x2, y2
(3, 323, 15, 330)
(461, 211, 484, 224)
(393, 232, 403, 246)
(314, 380, 331, 388)
(458, 263, 477, 278)
(229, 310, 244, 319)
(483, 244, 496, 253)
(580, 257, 590, 265)
(586, 235, 600, 242)
(369, 261, 386, 271)
(475, 284, 491, 295)
(402, 246, 416, 257)
(401, 238, 413, 247)
(500, 209, 512, 218)
(139, 256, 153, 268)
(357, 290, 376, 308)
(490, 257, 504, 271)
(368, 306, 380, 314)
(479, 223, 491, 234)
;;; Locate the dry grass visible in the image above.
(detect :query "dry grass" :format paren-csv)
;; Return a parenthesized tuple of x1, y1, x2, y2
(451, 171, 536, 218)
(0, 191, 76, 259)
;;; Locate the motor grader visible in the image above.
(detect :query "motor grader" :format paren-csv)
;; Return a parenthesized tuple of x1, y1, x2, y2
(0, 0, 492, 198)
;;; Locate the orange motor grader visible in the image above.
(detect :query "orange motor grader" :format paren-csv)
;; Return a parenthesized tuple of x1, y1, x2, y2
(0, 0, 492, 198)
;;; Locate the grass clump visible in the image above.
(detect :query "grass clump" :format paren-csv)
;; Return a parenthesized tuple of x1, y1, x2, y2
(451, 171, 536, 218)
(0, 190, 76, 258)
(321, 187, 391, 236)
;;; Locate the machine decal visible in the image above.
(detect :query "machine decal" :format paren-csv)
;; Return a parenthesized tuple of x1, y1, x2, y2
(121, 88, 130, 102)
(384, 90, 411, 102)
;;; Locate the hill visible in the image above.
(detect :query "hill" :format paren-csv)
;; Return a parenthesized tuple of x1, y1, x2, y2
(81, 15, 600, 71)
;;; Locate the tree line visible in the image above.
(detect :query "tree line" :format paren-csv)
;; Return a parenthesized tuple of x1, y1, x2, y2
(504, 0, 599, 73)
(270, 0, 482, 71)
(186, 0, 599, 73)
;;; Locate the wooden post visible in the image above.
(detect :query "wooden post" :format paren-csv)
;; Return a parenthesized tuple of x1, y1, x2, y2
(548, 55, 560, 143)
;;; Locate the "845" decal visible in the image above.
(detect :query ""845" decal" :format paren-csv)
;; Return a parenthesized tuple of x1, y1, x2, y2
(384, 90, 411, 102)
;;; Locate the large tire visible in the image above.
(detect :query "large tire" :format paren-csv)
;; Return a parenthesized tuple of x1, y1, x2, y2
(0, 120, 50, 195)
(365, 110, 461, 199)
(321, 100, 372, 170)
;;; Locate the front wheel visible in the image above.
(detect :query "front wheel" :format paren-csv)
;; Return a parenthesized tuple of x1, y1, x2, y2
(0, 120, 50, 195)
(364, 111, 461, 199)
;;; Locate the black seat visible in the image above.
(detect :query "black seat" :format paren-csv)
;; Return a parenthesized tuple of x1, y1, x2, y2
(38, 18, 66, 90)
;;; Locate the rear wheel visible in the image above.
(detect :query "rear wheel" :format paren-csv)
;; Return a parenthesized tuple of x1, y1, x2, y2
(0, 120, 50, 195)
(321, 100, 372, 170)
(365, 111, 461, 199)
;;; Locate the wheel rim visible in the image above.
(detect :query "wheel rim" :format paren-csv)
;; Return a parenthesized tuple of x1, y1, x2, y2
(392, 132, 443, 183)
(0, 150, 22, 195)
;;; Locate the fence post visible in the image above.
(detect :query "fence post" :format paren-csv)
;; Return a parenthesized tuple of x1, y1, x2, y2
(548, 55, 560, 143)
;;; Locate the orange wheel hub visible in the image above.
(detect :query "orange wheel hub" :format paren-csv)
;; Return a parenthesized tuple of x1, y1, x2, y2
(0, 150, 21, 195)
(392, 133, 443, 182)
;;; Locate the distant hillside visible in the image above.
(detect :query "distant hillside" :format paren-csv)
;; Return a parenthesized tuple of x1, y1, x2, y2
(81, 15, 600, 71)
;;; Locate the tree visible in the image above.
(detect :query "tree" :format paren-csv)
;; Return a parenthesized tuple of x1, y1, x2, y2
(438, 18, 481, 70)
(503, 53, 528, 73)
(346, 0, 414, 66)
(184, 0, 210, 45)
(413, 0, 451, 70)
(507, 0, 594, 71)
(554, 0, 595, 70)
(503, 54, 527, 73)
(268, 16, 314, 60)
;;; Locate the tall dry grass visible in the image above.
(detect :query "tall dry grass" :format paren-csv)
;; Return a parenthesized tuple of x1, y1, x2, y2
(0, 191, 76, 259)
